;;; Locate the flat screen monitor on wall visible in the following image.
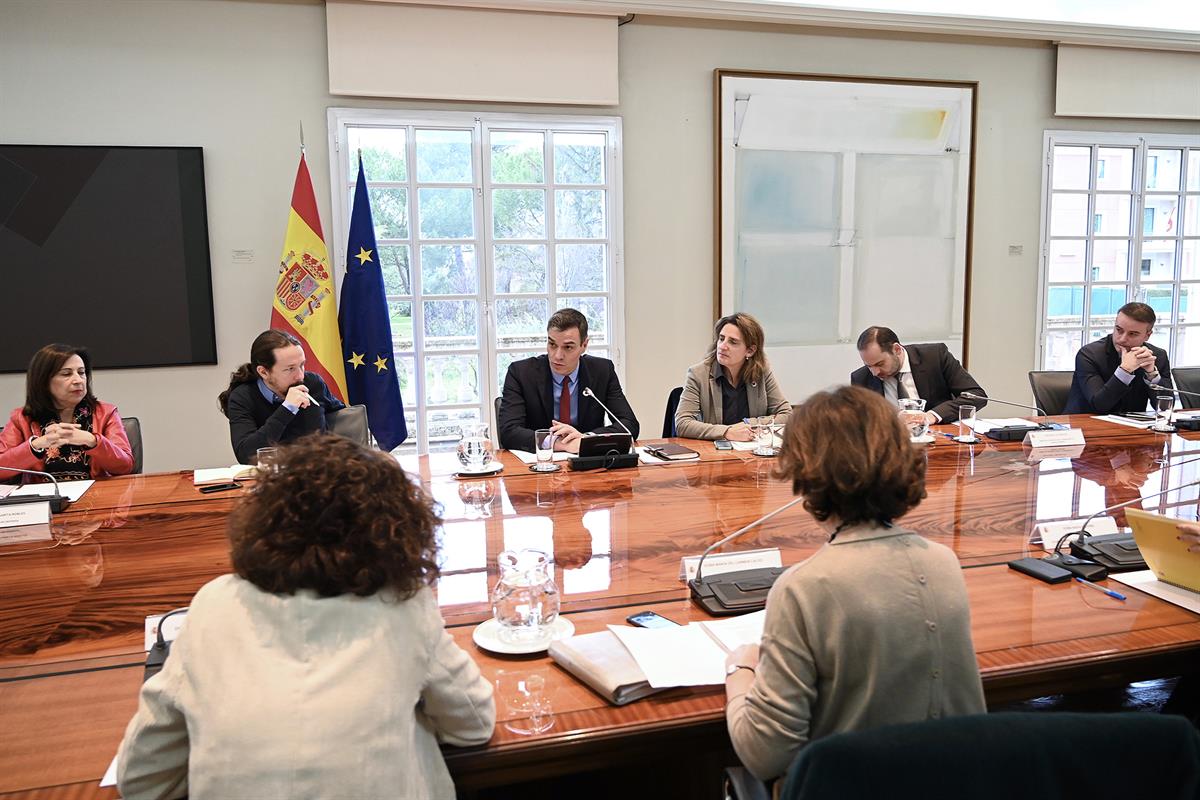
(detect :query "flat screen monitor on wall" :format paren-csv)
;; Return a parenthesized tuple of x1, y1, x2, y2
(0, 144, 217, 373)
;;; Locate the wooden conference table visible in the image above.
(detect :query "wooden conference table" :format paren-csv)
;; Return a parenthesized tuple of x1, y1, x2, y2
(3, 414, 1200, 798)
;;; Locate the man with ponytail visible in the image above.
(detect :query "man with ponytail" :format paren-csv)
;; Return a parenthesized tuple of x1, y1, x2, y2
(219, 330, 345, 464)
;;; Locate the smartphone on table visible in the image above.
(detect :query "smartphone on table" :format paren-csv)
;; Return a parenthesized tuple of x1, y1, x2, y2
(626, 610, 681, 628)
(714, 439, 733, 451)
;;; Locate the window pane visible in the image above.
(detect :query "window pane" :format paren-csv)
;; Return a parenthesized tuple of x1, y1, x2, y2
(349, 127, 407, 182)
(1046, 285, 1084, 327)
(556, 296, 607, 345)
(423, 300, 478, 350)
(491, 131, 544, 184)
(1140, 240, 1176, 281)
(1177, 326, 1200, 366)
(493, 189, 546, 239)
(1096, 147, 1134, 191)
(1093, 195, 1132, 236)
(1047, 239, 1086, 282)
(369, 187, 408, 240)
(1189, 151, 1200, 191)
(554, 132, 606, 184)
(1145, 149, 1182, 192)
(1186, 196, 1200, 236)
(555, 189, 605, 239)
(495, 298, 550, 349)
(556, 244, 606, 292)
(494, 245, 547, 293)
(427, 407, 482, 452)
(1090, 239, 1129, 282)
(380, 245, 411, 296)
(1045, 329, 1082, 371)
(395, 355, 417, 408)
(1089, 329, 1107, 342)
(1052, 146, 1090, 190)
(418, 188, 474, 239)
(424, 355, 481, 404)
(497, 351, 539, 395)
(1142, 284, 1175, 323)
(1089, 285, 1127, 326)
(1050, 193, 1088, 236)
(1180, 284, 1200, 325)
(1184, 241, 1200, 280)
(415, 129, 472, 183)
(1143, 195, 1180, 237)
(421, 245, 477, 295)
(388, 300, 414, 350)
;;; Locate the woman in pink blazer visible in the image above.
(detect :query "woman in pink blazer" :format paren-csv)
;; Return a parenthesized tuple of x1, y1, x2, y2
(0, 344, 133, 483)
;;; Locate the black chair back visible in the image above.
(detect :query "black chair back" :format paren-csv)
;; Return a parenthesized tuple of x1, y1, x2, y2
(327, 405, 370, 448)
(122, 416, 143, 474)
(662, 386, 684, 438)
(1171, 367, 1200, 409)
(1027, 370, 1073, 416)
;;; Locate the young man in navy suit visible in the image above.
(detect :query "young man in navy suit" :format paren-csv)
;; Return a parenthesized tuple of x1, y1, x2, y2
(498, 308, 639, 453)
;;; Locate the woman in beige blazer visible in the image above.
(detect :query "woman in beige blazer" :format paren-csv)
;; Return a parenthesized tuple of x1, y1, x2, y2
(675, 312, 790, 440)
(116, 435, 495, 800)
(723, 387, 985, 783)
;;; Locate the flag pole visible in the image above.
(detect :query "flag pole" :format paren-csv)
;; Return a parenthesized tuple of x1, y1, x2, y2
(299, 120, 305, 155)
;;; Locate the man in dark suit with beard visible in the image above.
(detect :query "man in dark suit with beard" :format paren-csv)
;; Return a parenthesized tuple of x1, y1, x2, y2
(498, 308, 640, 453)
(850, 326, 986, 424)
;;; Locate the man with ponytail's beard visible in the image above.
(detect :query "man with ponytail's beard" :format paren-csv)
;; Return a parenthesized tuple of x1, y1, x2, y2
(218, 329, 344, 464)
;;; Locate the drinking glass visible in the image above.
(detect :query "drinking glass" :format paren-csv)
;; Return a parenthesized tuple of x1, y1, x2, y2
(1153, 395, 1175, 432)
(531, 428, 559, 472)
(898, 398, 929, 440)
(954, 405, 980, 443)
(456, 423, 494, 472)
(751, 417, 776, 457)
(255, 447, 278, 472)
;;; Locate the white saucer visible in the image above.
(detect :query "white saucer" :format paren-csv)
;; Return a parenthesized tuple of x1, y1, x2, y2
(472, 616, 575, 655)
(910, 434, 935, 444)
(454, 462, 504, 478)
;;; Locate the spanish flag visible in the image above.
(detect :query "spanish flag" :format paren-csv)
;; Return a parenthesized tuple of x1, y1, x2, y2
(270, 154, 348, 403)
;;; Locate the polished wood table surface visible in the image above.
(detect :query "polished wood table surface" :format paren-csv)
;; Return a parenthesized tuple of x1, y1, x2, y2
(3, 415, 1200, 797)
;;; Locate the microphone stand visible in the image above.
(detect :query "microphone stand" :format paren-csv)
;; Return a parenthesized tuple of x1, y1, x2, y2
(0, 466, 70, 513)
(688, 496, 806, 615)
(571, 387, 638, 471)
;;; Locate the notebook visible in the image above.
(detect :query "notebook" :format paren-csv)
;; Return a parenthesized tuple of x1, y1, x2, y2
(1123, 508, 1200, 593)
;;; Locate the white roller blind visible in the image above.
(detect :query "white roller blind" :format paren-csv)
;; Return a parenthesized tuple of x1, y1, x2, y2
(1056, 44, 1200, 120)
(326, 1, 618, 105)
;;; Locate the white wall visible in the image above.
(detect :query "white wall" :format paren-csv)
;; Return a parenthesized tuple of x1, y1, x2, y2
(3, 1, 1198, 470)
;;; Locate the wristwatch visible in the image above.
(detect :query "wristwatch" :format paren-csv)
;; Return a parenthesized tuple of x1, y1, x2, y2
(726, 663, 754, 677)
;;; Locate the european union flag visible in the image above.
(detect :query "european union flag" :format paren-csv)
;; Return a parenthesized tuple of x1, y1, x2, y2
(338, 155, 408, 450)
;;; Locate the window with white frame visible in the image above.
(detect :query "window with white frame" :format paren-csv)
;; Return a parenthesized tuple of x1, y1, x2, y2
(1038, 132, 1200, 371)
(327, 110, 624, 454)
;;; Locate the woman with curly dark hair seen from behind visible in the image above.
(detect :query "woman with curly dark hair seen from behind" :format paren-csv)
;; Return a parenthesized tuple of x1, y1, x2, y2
(116, 435, 495, 800)
(724, 386, 984, 786)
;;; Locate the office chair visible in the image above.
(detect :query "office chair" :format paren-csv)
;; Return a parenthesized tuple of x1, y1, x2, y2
(1172, 367, 1200, 409)
(724, 712, 1200, 800)
(662, 386, 683, 438)
(122, 416, 144, 474)
(1027, 370, 1074, 416)
(326, 405, 370, 448)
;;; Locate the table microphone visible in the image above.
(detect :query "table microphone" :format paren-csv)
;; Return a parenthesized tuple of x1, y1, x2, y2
(688, 496, 806, 615)
(581, 387, 636, 441)
(959, 391, 1047, 441)
(1052, 475, 1200, 572)
(0, 466, 70, 513)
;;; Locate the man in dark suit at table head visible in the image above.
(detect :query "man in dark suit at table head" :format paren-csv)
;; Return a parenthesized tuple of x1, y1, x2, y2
(1063, 302, 1173, 415)
(218, 329, 345, 464)
(850, 326, 986, 424)
(498, 308, 639, 454)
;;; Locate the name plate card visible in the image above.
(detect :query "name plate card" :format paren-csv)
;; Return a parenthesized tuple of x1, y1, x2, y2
(679, 547, 782, 582)
(0, 500, 50, 530)
(1032, 516, 1119, 553)
(1025, 428, 1085, 448)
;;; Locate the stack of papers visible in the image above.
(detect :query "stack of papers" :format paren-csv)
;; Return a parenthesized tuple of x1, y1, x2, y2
(508, 450, 572, 465)
(964, 418, 1038, 434)
(5, 480, 95, 502)
(607, 611, 766, 688)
